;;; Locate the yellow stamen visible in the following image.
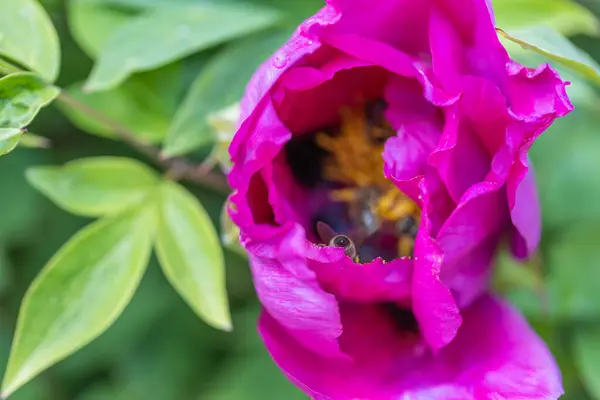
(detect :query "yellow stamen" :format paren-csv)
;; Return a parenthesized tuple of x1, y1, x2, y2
(316, 105, 421, 259)
(373, 189, 419, 221)
(315, 107, 389, 189)
(397, 236, 415, 258)
(329, 187, 361, 203)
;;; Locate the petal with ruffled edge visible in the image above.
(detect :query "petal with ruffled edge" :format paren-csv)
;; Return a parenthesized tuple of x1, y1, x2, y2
(310, 255, 413, 303)
(238, 5, 340, 122)
(504, 62, 573, 258)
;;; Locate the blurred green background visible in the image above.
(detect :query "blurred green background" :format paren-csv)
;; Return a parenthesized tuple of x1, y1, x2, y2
(2, 0, 600, 399)
(0, 0, 321, 398)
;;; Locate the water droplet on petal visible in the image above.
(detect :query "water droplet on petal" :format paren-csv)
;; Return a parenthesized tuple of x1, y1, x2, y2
(272, 55, 287, 69)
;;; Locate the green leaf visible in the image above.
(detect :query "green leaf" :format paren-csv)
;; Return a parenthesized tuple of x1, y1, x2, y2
(26, 157, 159, 217)
(241, 0, 322, 25)
(0, 128, 22, 156)
(162, 30, 289, 157)
(1, 204, 156, 398)
(68, 0, 133, 58)
(98, 0, 198, 8)
(0, 244, 11, 296)
(497, 26, 600, 86)
(204, 305, 304, 400)
(492, 247, 542, 294)
(49, 263, 174, 382)
(84, 4, 281, 92)
(0, 148, 50, 242)
(75, 384, 122, 400)
(493, 0, 599, 36)
(0, 73, 59, 129)
(492, 248, 547, 319)
(59, 64, 181, 143)
(0, 0, 61, 82)
(155, 181, 231, 331)
(544, 224, 600, 320)
(206, 349, 305, 400)
(532, 108, 600, 229)
(573, 327, 600, 400)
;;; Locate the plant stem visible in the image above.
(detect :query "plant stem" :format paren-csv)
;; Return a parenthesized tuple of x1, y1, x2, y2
(0, 58, 231, 194)
(56, 90, 231, 194)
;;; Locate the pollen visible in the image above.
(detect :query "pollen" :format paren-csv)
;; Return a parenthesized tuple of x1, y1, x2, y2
(315, 107, 389, 189)
(315, 104, 420, 259)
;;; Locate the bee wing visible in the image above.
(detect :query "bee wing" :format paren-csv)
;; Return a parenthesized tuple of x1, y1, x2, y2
(316, 221, 338, 244)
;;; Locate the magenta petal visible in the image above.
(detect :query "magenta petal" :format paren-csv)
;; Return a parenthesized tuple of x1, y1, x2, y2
(245, 223, 344, 359)
(239, 5, 340, 121)
(428, 0, 509, 93)
(382, 76, 444, 181)
(273, 60, 388, 134)
(325, 0, 430, 55)
(259, 295, 562, 399)
(504, 62, 573, 258)
(429, 105, 493, 203)
(413, 178, 462, 351)
(440, 232, 500, 308)
(413, 227, 462, 351)
(447, 295, 563, 399)
(429, 4, 466, 91)
(228, 99, 292, 232)
(506, 62, 572, 121)
(484, 0, 495, 22)
(310, 256, 413, 303)
(509, 165, 541, 259)
(436, 183, 505, 282)
(259, 311, 362, 400)
(322, 32, 456, 106)
(429, 78, 509, 203)
(432, 0, 508, 83)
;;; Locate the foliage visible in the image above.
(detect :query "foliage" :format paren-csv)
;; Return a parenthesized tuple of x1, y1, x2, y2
(0, 0, 600, 399)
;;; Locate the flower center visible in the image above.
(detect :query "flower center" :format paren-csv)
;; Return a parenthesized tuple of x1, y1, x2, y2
(314, 101, 420, 262)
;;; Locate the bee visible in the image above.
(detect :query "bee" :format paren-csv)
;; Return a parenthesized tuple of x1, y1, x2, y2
(316, 221, 361, 261)
(313, 99, 420, 260)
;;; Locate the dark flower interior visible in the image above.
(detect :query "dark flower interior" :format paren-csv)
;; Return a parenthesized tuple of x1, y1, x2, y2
(284, 98, 422, 263)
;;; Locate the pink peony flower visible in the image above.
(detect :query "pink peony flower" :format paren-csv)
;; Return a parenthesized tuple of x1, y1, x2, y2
(227, 0, 571, 397)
